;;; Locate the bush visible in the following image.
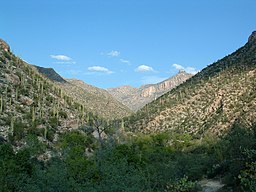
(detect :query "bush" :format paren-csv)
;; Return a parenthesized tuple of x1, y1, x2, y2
(166, 176, 200, 192)
(239, 162, 256, 191)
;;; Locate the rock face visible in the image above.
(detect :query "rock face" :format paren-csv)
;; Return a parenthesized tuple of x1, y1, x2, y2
(0, 39, 10, 52)
(108, 71, 193, 111)
(248, 31, 256, 43)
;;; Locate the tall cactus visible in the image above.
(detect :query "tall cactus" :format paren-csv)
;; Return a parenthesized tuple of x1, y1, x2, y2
(5, 86, 8, 95)
(10, 117, 15, 136)
(121, 119, 125, 129)
(31, 106, 36, 123)
(15, 88, 19, 100)
(0, 95, 3, 113)
(44, 127, 47, 140)
(41, 82, 44, 96)
(60, 89, 63, 99)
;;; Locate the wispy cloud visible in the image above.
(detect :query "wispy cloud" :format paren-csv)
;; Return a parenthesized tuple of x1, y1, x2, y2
(135, 65, 155, 72)
(172, 63, 199, 74)
(88, 66, 113, 74)
(120, 59, 130, 64)
(107, 50, 120, 57)
(50, 55, 72, 61)
(141, 76, 167, 85)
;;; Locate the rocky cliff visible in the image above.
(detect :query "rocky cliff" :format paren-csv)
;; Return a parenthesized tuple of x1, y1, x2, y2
(108, 71, 193, 111)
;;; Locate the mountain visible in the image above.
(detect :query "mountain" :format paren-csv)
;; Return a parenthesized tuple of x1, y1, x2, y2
(59, 79, 132, 119)
(34, 65, 67, 83)
(126, 32, 256, 136)
(0, 39, 103, 141)
(34, 66, 132, 119)
(108, 71, 193, 111)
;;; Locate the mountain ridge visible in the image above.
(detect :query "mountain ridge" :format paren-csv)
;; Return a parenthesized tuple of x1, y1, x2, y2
(108, 70, 193, 111)
(126, 32, 256, 136)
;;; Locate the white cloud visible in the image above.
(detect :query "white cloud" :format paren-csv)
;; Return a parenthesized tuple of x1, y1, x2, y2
(135, 65, 155, 72)
(88, 66, 113, 74)
(172, 63, 184, 70)
(141, 76, 167, 85)
(172, 63, 199, 75)
(107, 50, 120, 57)
(50, 55, 72, 61)
(120, 59, 130, 64)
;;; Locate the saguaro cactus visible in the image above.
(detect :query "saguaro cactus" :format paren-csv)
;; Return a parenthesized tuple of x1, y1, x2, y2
(0, 95, 3, 113)
(44, 127, 47, 140)
(10, 117, 15, 136)
(121, 119, 125, 129)
(15, 88, 19, 100)
(31, 107, 36, 123)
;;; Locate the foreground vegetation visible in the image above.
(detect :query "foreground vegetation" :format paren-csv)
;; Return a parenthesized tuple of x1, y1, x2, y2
(0, 123, 255, 191)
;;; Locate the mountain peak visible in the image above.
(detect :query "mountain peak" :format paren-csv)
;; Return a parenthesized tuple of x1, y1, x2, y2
(34, 65, 67, 83)
(0, 39, 10, 52)
(248, 31, 256, 44)
(178, 69, 186, 74)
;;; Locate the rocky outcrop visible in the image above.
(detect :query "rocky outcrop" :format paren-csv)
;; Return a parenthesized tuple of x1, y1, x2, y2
(0, 39, 10, 52)
(248, 31, 256, 44)
(108, 71, 193, 111)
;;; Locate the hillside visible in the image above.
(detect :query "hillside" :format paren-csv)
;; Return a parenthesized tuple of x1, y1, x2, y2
(126, 32, 256, 136)
(59, 79, 132, 119)
(0, 39, 100, 141)
(108, 71, 192, 111)
(34, 66, 132, 119)
(34, 65, 67, 83)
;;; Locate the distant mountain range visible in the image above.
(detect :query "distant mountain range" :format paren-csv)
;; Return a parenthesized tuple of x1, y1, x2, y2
(34, 64, 192, 114)
(126, 31, 256, 136)
(108, 71, 193, 111)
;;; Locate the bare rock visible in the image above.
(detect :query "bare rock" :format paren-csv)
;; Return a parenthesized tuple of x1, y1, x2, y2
(248, 31, 256, 44)
(20, 96, 34, 106)
(5, 73, 20, 85)
(0, 39, 10, 52)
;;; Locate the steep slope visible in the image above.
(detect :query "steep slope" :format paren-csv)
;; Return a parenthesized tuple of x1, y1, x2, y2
(34, 65, 66, 83)
(34, 66, 132, 119)
(0, 39, 99, 141)
(108, 71, 193, 111)
(59, 79, 132, 119)
(127, 32, 256, 136)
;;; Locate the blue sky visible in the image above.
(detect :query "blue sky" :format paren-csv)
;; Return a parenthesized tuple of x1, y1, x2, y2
(0, 0, 255, 89)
